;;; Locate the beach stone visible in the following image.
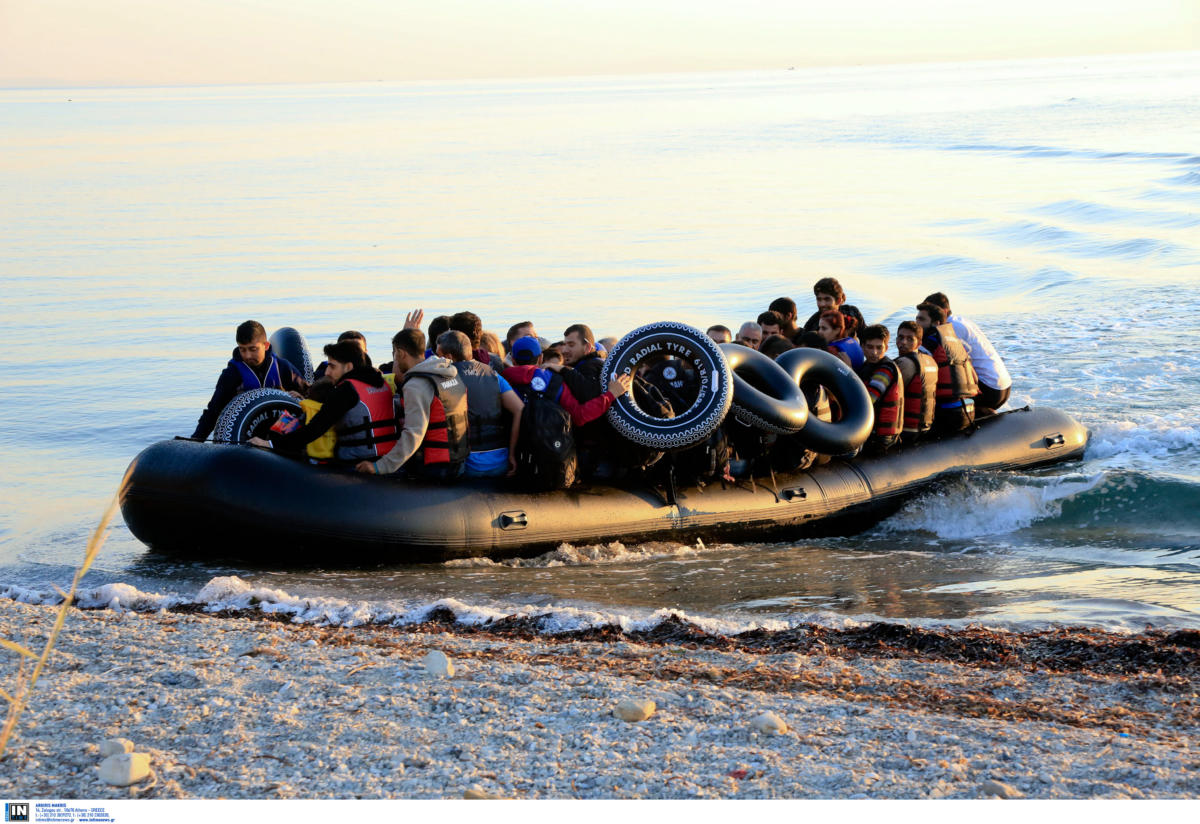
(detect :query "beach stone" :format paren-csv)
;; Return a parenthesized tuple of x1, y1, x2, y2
(463, 787, 501, 799)
(980, 778, 1024, 799)
(423, 650, 455, 678)
(613, 699, 656, 722)
(750, 711, 788, 735)
(99, 752, 151, 787)
(99, 738, 134, 757)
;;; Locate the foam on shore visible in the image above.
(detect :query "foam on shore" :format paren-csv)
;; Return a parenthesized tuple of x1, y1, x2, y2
(1, 573, 1153, 638)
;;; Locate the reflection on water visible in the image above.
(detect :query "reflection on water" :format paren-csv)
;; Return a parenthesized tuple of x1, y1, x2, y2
(2, 53, 1200, 630)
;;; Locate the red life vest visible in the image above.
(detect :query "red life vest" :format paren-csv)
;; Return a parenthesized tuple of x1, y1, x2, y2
(334, 378, 398, 461)
(856, 357, 903, 438)
(927, 323, 979, 403)
(898, 351, 938, 435)
(399, 372, 470, 465)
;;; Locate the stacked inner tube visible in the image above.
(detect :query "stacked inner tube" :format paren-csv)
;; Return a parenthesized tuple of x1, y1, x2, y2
(602, 322, 873, 456)
(269, 326, 314, 384)
(775, 347, 873, 454)
(719, 342, 873, 455)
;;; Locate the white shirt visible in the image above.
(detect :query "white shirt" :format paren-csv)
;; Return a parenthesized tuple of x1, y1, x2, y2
(949, 314, 1012, 391)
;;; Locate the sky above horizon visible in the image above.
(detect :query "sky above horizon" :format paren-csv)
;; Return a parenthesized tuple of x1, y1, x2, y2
(2, 0, 1197, 87)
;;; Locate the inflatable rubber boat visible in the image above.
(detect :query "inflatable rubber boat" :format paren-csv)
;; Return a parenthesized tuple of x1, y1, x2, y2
(120, 322, 1087, 562)
(121, 405, 1086, 563)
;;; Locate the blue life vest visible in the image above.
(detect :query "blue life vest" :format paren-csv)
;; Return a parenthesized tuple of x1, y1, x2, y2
(828, 337, 865, 369)
(231, 353, 283, 393)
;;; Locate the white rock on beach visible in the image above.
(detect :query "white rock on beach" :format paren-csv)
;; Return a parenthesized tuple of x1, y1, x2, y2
(613, 699, 656, 722)
(423, 650, 455, 678)
(98, 752, 151, 787)
(980, 778, 1024, 799)
(98, 738, 134, 758)
(463, 787, 502, 799)
(751, 712, 788, 735)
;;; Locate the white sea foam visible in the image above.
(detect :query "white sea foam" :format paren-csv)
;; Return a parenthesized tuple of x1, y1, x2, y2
(880, 473, 1106, 539)
(444, 539, 729, 569)
(1086, 417, 1200, 461)
(3, 575, 1178, 632)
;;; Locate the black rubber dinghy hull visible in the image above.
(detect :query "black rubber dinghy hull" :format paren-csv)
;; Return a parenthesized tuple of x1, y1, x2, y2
(121, 407, 1087, 563)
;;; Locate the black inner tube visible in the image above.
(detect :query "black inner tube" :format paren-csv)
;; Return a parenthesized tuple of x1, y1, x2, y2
(775, 347, 874, 454)
(718, 343, 809, 434)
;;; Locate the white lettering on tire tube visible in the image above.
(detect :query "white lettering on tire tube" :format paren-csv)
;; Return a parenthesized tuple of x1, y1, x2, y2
(601, 322, 734, 450)
(213, 388, 304, 444)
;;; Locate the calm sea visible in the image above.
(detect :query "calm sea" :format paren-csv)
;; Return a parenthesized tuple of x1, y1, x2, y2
(1, 52, 1197, 632)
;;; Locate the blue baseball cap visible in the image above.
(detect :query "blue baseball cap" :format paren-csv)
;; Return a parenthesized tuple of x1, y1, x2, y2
(511, 335, 542, 365)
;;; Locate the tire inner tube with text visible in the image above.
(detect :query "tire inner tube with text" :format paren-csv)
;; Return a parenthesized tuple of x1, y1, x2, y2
(213, 388, 303, 445)
(602, 321, 734, 450)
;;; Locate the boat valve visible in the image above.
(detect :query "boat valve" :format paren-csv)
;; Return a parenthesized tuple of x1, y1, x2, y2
(498, 511, 529, 530)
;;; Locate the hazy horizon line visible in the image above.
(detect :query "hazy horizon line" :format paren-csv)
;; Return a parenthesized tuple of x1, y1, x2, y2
(3, 46, 1195, 93)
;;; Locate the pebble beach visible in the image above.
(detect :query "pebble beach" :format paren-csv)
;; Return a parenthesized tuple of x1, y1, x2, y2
(1, 598, 1196, 800)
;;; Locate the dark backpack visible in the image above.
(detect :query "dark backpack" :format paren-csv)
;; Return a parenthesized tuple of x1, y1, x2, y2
(516, 372, 577, 491)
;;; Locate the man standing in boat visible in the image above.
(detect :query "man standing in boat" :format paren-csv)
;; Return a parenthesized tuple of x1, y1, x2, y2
(190, 320, 308, 441)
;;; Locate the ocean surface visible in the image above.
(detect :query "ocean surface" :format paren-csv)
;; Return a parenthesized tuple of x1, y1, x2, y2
(1, 52, 1198, 633)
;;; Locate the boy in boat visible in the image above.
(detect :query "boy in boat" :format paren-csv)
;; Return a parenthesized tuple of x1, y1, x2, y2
(894, 320, 938, 444)
(190, 320, 308, 441)
(856, 325, 905, 456)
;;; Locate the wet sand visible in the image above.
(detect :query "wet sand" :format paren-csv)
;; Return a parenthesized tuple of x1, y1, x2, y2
(0, 600, 1196, 799)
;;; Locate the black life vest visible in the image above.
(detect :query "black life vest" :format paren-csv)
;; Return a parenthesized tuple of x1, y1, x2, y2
(399, 371, 469, 466)
(453, 360, 508, 453)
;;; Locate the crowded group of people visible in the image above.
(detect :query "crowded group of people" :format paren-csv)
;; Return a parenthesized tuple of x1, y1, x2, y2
(705, 278, 1012, 459)
(189, 278, 1012, 487)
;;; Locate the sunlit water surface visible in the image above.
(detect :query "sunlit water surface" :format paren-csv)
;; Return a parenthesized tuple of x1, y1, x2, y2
(2, 52, 1198, 631)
